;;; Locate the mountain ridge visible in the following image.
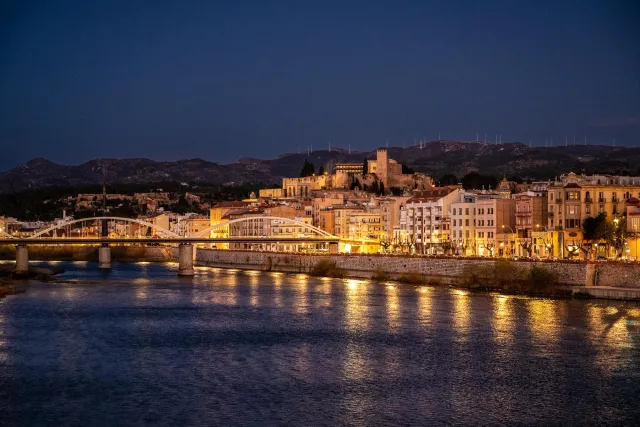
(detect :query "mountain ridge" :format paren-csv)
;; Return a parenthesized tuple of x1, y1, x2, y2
(2, 141, 640, 192)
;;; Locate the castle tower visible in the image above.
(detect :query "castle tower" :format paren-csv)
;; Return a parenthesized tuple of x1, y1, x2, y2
(376, 149, 389, 188)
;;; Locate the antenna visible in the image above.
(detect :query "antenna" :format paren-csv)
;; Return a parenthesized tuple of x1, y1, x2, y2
(565, 136, 568, 147)
(476, 131, 479, 142)
(499, 134, 502, 144)
(495, 135, 498, 144)
(484, 133, 487, 143)
(584, 136, 587, 146)
(328, 141, 331, 152)
(386, 139, 389, 148)
(348, 144, 351, 154)
(573, 135, 576, 146)
(529, 140, 532, 148)
(550, 137, 553, 147)
(438, 131, 441, 141)
(613, 138, 616, 147)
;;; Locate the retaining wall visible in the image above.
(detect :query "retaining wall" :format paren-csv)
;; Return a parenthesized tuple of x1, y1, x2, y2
(194, 249, 593, 286)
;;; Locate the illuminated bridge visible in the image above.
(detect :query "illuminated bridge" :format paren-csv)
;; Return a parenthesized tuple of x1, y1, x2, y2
(0, 216, 341, 276)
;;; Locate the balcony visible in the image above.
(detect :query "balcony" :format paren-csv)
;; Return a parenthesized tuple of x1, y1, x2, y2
(555, 199, 563, 204)
(584, 196, 592, 203)
(516, 211, 532, 217)
(598, 198, 606, 203)
(548, 212, 554, 217)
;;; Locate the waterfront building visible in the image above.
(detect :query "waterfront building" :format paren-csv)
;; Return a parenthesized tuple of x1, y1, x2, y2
(399, 186, 461, 254)
(546, 172, 640, 257)
(450, 193, 477, 256)
(514, 191, 548, 257)
(312, 194, 345, 227)
(626, 197, 640, 260)
(375, 196, 409, 244)
(346, 210, 382, 253)
(475, 195, 516, 257)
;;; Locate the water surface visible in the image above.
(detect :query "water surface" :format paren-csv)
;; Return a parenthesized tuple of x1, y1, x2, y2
(1, 262, 639, 426)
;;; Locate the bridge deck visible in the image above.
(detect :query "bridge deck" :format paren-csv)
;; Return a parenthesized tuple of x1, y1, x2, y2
(0, 237, 339, 245)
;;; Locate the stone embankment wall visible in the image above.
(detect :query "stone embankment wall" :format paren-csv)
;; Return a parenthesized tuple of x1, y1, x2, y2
(194, 249, 592, 286)
(595, 264, 640, 288)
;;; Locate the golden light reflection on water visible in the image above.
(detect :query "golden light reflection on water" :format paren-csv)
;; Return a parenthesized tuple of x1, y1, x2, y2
(586, 304, 637, 372)
(345, 279, 369, 331)
(417, 287, 432, 325)
(209, 270, 237, 306)
(246, 271, 260, 307)
(294, 274, 309, 315)
(133, 277, 151, 300)
(528, 299, 560, 344)
(270, 272, 284, 308)
(492, 295, 514, 344)
(452, 290, 470, 338)
(385, 283, 400, 330)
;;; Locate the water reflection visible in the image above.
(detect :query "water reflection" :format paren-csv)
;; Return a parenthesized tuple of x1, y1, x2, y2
(2, 263, 640, 426)
(417, 286, 432, 326)
(385, 283, 400, 330)
(344, 279, 368, 331)
(452, 290, 470, 338)
(528, 299, 561, 346)
(492, 295, 514, 344)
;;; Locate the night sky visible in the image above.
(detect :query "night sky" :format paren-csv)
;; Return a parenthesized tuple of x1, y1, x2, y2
(1, 0, 639, 171)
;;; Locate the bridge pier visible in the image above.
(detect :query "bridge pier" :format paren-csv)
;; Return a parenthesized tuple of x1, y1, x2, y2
(15, 244, 29, 275)
(98, 244, 111, 269)
(178, 244, 194, 276)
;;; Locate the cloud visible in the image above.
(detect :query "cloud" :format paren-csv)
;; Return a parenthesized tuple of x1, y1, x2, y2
(596, 115, 640, 127)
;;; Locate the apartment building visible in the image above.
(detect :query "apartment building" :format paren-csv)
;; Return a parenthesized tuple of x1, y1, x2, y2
(399, 186, 461, 254)
(475, 195, 516, 257)
(450, 193, 477, 256)
(514, 191, 548, 256)
(547, 172, 640, 257)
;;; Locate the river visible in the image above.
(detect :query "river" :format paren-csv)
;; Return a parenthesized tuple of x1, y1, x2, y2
(1, 261, 639, 426)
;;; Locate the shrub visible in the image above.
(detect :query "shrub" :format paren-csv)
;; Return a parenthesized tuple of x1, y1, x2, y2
(310, 259, 346, 278)
(528, 266, 557, 288)
(371, 267, 390, 282)
(398, 271, 426, 285)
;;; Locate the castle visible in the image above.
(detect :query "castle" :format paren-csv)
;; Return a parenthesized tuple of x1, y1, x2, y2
(280, 149, 432, 198)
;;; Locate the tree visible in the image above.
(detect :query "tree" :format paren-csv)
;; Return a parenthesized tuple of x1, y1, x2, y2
(370, 180, 380, 194)
(439, 173, 458, 186)
(318, 165, 325, 175)
(379, 182, 385, 195)
(362, 158, 369, 175)
(300, 160, 315, 177)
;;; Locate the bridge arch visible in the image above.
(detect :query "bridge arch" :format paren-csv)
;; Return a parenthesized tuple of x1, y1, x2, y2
(26, 216, 181, 239)
(195, 216, 337, 238)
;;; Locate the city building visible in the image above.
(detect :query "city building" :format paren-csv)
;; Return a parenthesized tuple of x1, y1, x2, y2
(399, 186, 461, 254)
(514, 191, 548, 257)
(450, 193, 477, 256)
(547, 172, 640, 257)
(475, 195, 516, 257)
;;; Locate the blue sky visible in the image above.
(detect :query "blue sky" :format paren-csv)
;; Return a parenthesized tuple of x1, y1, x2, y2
(1, 0, 639, 170)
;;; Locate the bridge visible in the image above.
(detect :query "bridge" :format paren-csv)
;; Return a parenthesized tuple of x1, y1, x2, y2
(1, 216, 342, 276)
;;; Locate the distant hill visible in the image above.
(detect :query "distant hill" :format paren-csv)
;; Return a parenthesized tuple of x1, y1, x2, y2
(2, 141, 640, 192)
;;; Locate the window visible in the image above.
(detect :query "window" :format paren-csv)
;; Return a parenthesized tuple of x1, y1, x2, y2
(599, 205, 604, 214)
(459, 208, 462, 215)
(586, 206, 591, 215)
(568, 191, 580, 200)
(453, 219, 457, 226)
(465, 208, 469, 215)
(568, 206, 576, 215)
(465, 219, 470, 226)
